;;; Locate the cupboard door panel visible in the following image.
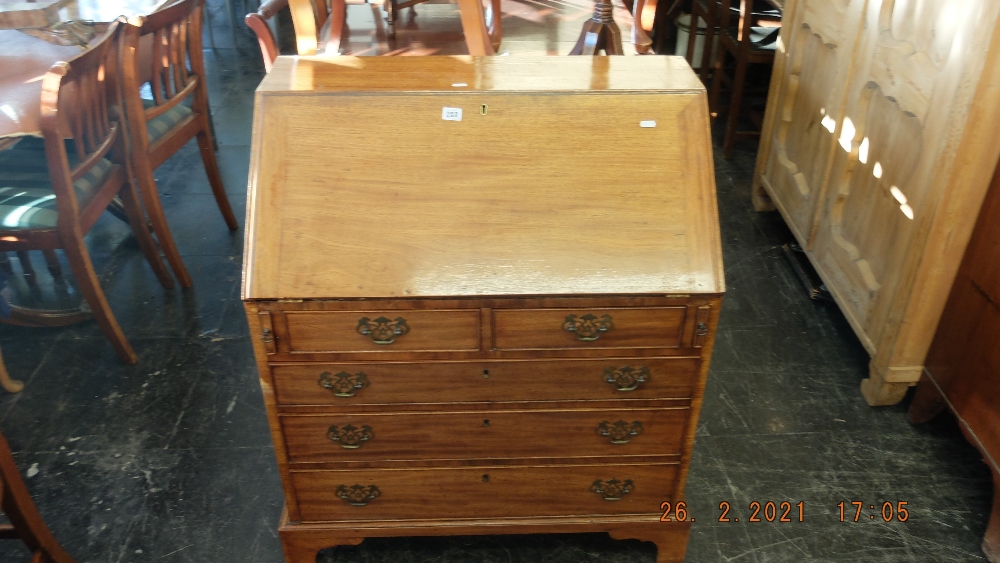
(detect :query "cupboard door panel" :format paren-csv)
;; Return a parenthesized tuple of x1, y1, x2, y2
(757, 0, 866, 240)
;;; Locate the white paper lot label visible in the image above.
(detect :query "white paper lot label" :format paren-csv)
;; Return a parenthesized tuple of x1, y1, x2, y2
(442, 107, 463, 121)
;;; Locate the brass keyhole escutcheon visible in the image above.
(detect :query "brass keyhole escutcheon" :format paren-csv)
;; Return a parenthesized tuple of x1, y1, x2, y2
(483, 369, 490, 379)
(480, 104, 488, 115)
(483, 419, 490, 427)
(482, 474, 490, 483)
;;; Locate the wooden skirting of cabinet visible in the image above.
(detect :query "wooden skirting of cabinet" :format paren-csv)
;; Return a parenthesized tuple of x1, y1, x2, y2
(244, 56, 723, 562)
(752, 0, 1000, 405)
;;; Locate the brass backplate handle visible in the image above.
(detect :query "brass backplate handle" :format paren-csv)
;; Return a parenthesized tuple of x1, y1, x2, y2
(356, 316, 410, 345)
(327, 424, 375, 449)
(590, 478, 634, 501)
(603, 366, 650, 392)
(562, 313, 614, 341)
(597, 420, 643, 444)
(318, 371, 370, 397)
(336, 484, 382, 506)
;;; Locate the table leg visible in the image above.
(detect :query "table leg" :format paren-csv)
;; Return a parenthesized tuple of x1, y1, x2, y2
(457, 0, 497, 55)
(570, 0, 623, 55)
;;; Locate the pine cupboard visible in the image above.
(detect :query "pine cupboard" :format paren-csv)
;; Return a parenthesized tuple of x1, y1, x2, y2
(242, 56, 723, 562)
(752, 0, 1000, 405)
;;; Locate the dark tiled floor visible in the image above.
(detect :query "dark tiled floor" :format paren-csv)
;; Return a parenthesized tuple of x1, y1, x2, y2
(0, 3, 993, 562)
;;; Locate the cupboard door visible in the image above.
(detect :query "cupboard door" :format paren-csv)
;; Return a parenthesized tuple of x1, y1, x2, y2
(812, 0, 1000, 352)
(755, 0, 867, 239)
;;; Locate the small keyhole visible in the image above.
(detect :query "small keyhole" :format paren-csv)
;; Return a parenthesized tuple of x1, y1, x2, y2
(480, 104, 488, 115)
(483, 419, 490, 427)
(483, 369, 490, 379)
(482, 474, 490, 482)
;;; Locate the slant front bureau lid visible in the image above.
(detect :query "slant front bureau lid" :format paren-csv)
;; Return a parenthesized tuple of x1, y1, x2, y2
(244, 56, 723, 300)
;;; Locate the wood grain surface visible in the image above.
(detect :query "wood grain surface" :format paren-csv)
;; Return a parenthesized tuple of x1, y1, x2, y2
(290, 462, 679, 521)
(244, 56, 722, 300)
(281, 407, 689, 463)
(270, 356, 699, 406)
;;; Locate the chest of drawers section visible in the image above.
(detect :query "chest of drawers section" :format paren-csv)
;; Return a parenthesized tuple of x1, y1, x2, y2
(245, 296, 719, 529)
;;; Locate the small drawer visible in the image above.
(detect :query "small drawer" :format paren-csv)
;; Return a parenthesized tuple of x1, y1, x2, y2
(283, 310, 481, 353)
(493, 307, 686, 351)
(270, 357, 698, 405)
(281, 407, 688, 463)
(291, 463, 677, 522)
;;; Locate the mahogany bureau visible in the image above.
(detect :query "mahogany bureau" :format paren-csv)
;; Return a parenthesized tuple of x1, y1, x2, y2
(243, 55, 724, 563)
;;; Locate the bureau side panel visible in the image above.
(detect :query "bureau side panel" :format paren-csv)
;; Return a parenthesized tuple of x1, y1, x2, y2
(245, 303, 303, 521)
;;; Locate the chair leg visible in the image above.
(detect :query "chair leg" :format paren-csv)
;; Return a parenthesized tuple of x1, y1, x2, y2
(685, 8, 699, 65)
(41, 250, 62, 281)
(195, 120, 239, 230)
(723, 54, 749, 158)
(119, 181, 175, 290)
(132, 161, 193, 289)
(708, 45, 726, 116)
(60, 232, 136, 364)
(16, 252, 36, 285)
(0, 432, 77, 562)
(0, 346, 25, 393)
(698, 13, 716, 84)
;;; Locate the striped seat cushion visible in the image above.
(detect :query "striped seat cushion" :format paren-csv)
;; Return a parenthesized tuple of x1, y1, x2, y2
(143, 98, 194, 143)
(0, 138, 113, 230)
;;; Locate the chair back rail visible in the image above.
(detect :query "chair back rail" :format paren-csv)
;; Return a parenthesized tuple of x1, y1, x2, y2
(128, 0, 204, 122)
(39, 21, 126, 226)
(247, 0, 289, 72)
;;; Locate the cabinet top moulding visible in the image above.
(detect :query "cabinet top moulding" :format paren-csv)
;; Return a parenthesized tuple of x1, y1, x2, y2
(244, 56, 723, 301)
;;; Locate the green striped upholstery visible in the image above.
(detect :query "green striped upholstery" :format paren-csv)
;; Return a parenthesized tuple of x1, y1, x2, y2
(143, 98, 193, 143)
(0, 138, 113, 230)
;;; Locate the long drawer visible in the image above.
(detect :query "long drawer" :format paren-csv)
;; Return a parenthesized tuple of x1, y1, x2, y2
(281, 407, 688, 463)
(271, 357, 698, 406)
(290, 463, 678, 522)
(493, 307, 688, 350)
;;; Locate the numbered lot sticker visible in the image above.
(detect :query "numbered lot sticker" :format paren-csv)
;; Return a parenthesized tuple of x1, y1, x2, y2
(442, 107, 463, 121)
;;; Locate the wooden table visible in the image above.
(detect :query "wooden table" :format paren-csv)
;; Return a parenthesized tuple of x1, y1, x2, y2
(0, 0, 169, 139)
(244, 55, 723, 563)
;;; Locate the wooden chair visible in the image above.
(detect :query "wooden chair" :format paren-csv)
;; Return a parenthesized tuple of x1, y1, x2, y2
(0, 430, 76, 561)
(246, 0, 289, 72)
(685, 0, 779, 84)
(121, 0, 240, 289)
(0, 20, 174, 365)
(707, 0, 780, 157)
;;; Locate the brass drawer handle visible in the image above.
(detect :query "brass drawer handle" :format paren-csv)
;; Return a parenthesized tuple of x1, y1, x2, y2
(597, 420, 643, 445)
(696, 322, 709, 337)
(327, 424, 374, 449)
(590, 479, 633, 501)
(336, 484, 382, 506)
(356, 316, 410, 345)
(562, 313, 614, 341)
(603, 366, 649, 392)
(318, 371, 370, 398)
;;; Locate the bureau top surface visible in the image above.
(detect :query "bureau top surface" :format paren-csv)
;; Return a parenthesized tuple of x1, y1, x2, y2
(244, 56, 723, 300)
(256, 55, 705, 94)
